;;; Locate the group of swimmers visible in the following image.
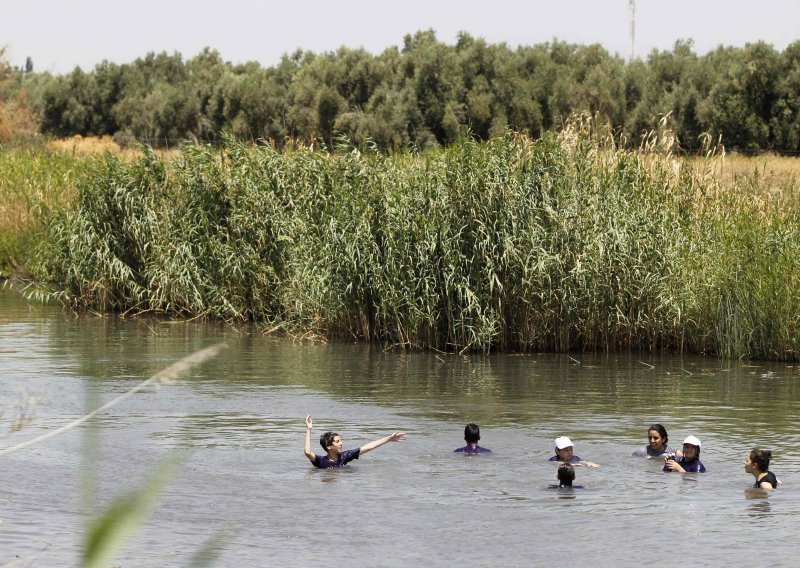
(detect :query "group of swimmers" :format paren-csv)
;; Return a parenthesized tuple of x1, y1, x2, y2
(631, 423, 778, 490)
(303, 416, 779, 491)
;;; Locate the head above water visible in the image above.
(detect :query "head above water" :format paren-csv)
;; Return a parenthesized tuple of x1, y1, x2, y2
(320, 431, 340, 452)
(557, 463, 576, 487)
(749, 448, 772, 472)
(682, 435, 701, 461)
(647, 424, 669, 450)
(555, 436, 573, 450)
(464, 423, 481, 445)
(554, 436, 574, 460)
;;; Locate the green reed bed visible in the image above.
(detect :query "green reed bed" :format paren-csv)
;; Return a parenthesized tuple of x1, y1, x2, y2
(31, 127, 800, 360)
(0, 144, 83, 274)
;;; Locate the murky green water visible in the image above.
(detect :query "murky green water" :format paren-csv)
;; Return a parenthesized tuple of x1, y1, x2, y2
(1, 286, 799, 566)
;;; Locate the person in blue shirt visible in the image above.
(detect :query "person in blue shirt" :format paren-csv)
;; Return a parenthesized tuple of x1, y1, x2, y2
(633, 423, 678, 458)
(454, 423, 492, 454)
(664, 435, 706, 473)
(303, 415, 406, 469)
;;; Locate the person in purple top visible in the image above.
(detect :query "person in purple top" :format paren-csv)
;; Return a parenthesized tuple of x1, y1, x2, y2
(303, 415, 406, 469)
(549, 436, 599, 467)
(454, 423, 492, 454)
(664, 435, 706, 473)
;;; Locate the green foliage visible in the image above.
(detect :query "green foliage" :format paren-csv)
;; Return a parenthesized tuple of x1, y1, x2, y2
(31, 121, 800, 360)
(83, 458, 179, 568)
(21, 34, 800, 153)
(0, 146, 82, 274)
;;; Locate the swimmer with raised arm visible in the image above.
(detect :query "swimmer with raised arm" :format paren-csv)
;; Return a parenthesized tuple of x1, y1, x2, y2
(303, 415, 406, 469)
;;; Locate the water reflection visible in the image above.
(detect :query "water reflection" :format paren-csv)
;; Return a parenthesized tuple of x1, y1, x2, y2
(2, 286, 800, 566)
(745, 495, 773, 519)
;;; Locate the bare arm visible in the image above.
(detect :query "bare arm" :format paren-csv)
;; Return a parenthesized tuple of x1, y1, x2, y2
(304, 415, 316, 464)
(664, 459, 685, 473)
(359, 431, 406, 455)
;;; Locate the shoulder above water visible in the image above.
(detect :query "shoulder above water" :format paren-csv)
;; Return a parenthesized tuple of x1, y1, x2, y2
(454, 445, 492, 454)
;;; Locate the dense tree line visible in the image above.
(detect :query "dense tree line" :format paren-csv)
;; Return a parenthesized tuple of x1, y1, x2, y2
(10, 31, 800, 153)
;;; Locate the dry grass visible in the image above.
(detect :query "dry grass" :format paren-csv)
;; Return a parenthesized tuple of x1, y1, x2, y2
(0, 98, 38, 142)
(0, 147, 84, 273)
(46, 135, 181, 161)
(694, 153, 800, 193)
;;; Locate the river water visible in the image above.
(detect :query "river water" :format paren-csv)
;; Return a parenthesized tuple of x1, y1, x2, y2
(1, 285, 799, 566)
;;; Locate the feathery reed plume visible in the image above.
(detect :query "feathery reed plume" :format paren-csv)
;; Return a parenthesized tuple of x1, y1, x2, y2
(0, 343, 227, 457)
(28, 116, 800, 360)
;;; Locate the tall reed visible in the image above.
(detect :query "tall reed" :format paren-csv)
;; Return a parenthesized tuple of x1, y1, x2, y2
(31, 122, 800, 360)
(0, 144, 82, 274)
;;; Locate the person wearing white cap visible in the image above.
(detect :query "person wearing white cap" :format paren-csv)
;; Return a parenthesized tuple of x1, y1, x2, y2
(549, 436, 599, 468)
(663, 435, 706, 473)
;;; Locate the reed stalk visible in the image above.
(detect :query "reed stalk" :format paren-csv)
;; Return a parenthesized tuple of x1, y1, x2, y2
(29, 120, 800, 360)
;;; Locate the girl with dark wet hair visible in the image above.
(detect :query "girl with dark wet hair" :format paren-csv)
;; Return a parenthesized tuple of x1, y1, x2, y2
(745, 449, 778, 490)
(633, 423, 677, 458)
(548, 463, 584, 489)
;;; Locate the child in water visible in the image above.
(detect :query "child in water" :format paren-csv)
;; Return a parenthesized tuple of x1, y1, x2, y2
(663, 435, 706, 473)
(549, 463, 584, 489)
(633, 424, 677, 458)
(549, 436, 599, 467)
(303, 415, 406, 469)
(453, 423, 492, 454)
(745, 448, 778, 490)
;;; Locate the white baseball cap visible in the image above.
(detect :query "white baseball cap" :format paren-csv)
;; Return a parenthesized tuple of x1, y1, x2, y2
(555, 436, 574, 449)
(683, 435, 701, 447)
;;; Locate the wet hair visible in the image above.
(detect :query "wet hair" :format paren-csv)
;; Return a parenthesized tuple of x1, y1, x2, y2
(648, 424, 669, 445)
(557, 463, 576, 487)
(750, 449, 772, 472)
(464, 423, 481, 444)
(319, 431, 339, 451)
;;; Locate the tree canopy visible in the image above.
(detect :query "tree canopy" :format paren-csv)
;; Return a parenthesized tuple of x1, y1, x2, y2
(7, 33, 800, 153)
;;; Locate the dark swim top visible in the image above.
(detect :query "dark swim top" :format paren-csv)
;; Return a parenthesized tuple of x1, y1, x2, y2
(755, 471, 778, 488)
(663, 457, 706, 473)
(454, 445, 492, 454)
(313, 448, 361, 469)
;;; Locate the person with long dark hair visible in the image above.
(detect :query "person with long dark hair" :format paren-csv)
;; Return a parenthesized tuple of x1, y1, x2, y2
(745, 449, 778, 490)
(633, 424, 677, 458)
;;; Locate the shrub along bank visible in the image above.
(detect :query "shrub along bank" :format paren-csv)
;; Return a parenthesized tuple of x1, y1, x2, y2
(29, 125, 800, 360)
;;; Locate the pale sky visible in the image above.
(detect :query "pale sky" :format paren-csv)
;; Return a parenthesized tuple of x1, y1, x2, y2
(2, 0, 799, 74)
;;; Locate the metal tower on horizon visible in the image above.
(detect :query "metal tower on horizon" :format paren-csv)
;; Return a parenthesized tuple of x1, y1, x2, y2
(629, 0, 636, 60)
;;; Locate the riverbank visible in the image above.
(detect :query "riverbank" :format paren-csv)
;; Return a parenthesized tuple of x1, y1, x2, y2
(3, 126, 800, 359)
